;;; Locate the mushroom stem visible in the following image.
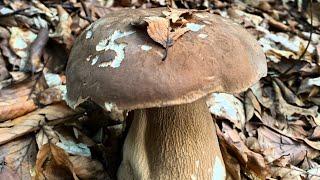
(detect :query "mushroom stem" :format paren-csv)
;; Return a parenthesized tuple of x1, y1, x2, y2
(118, 97, 226, 179)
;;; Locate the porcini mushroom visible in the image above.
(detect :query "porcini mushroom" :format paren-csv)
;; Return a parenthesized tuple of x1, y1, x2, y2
(66, 8, 267, 180)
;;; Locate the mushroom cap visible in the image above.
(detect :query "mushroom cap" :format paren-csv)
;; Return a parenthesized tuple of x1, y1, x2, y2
(66, 8, 267, 110)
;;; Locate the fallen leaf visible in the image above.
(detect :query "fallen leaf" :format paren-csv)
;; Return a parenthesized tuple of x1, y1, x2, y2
(0, 27, 20, 67)
(37, 85, 66, 105)
(56, 133, 91, 157)
(298, 77, 320, 94)
(24, 28, 49, 72)
(9, 27, 37, 69)
(35, 143, 79, 180)
(219, 122, 268, 178)
(35, 125, 59, 149)
(0, 52, 9, 81)
(244, 90, 261, 121)
(162, 8, 194, 23)
(250, 82, 273, 108)
(52, 5, 74, 50)
(219, 135, 241, 180)
(0, 79, 37, 122)
(0, 103, 83, 145)
(260, 113, 309, 139)
(274, 78, 304, 106)
(273, 80, 319, 120)
(0, 136, 37, 180)
(257, 126, 319, 165)
(69, 155, 109, 179)
(207, 93, 245, 130)
(271, 165, 306, 180)
(144, 16, 190, 47)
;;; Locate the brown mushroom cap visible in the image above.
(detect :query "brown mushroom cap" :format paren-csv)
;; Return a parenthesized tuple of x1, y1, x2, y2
(66, 8, 267, 110)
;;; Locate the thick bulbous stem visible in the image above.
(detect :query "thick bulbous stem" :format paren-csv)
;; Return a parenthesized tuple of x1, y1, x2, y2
(118, 98, 226, 180)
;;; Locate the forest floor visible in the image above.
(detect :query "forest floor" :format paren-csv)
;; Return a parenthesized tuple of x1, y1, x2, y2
(0, 0, 319, 179)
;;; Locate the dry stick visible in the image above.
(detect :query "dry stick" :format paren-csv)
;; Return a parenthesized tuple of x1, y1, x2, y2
(283, 0, 313, 75)
(80, 0, 93, 23)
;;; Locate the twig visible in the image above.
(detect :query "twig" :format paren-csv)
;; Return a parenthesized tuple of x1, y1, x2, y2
(80, 0, 93, 23)
(283, 0, 313, 75)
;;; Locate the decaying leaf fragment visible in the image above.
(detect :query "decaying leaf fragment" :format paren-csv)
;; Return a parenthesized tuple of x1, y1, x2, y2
(143, 16, 190, 48)
(207, 93, 245, 130)
(35, 143, 79, 180)
(0, 80, 37, 122)
(52, 5, 74, 49)
(219, 122, 268, 178)
(0, 136, 37, 180)
(162, 8, 195, 23)
(139, 9, 205, 48)
(0, 103, 82, 145)
(257, 126, 320, 165)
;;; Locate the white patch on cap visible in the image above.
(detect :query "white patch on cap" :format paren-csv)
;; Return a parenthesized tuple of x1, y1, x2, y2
(96, 30, 135, 68)
(212, 157, 226, 180)
(86, 55, 92, 61)
(86, 30, 93, 39)
(141, 45, 152, 51)
(91, 55, 99, 65)
(186, 23, 205, 32)
(198, 34, 208, 39)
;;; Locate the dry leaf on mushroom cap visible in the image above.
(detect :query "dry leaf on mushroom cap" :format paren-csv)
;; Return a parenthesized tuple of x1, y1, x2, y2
(143, 16, 190, 47)
(137, 9, 206, 48)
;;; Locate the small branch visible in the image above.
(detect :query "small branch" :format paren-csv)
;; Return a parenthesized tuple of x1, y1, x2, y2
(283, 0, 313, 75)
(80, 0, 93, 23)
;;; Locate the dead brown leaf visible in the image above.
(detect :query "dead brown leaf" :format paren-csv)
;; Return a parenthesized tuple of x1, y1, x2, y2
(219, 135, 241, 180)
(244, 90, 262, 121)
(260, 113, 309, 138)
(257, 126, 319, 165)
(0, 103, 82, 145)
(144, 16, 190, 47)
(272, 80, 319, 120)
(9, 27, 37, 69)
(69, 155, 109, 179)
(53, 5, 74, 50)
(0, 80, 37, 122)
(271, 165, 306, 180)
(162, 8, 195, 23)
(26, 28, 49, 72)
(274, 78, 304, 107)
(0, 26, 20, 67)
(37, 85, 66, 105)
(0, 136, 37, 180)
(35, 143, 78, 180)
(219, 122, 268, 179)
(0, 52, 9, 81)
(35, 125, 59, 149)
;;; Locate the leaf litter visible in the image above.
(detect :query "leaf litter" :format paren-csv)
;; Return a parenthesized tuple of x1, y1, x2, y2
(0, 0, 320, 179)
